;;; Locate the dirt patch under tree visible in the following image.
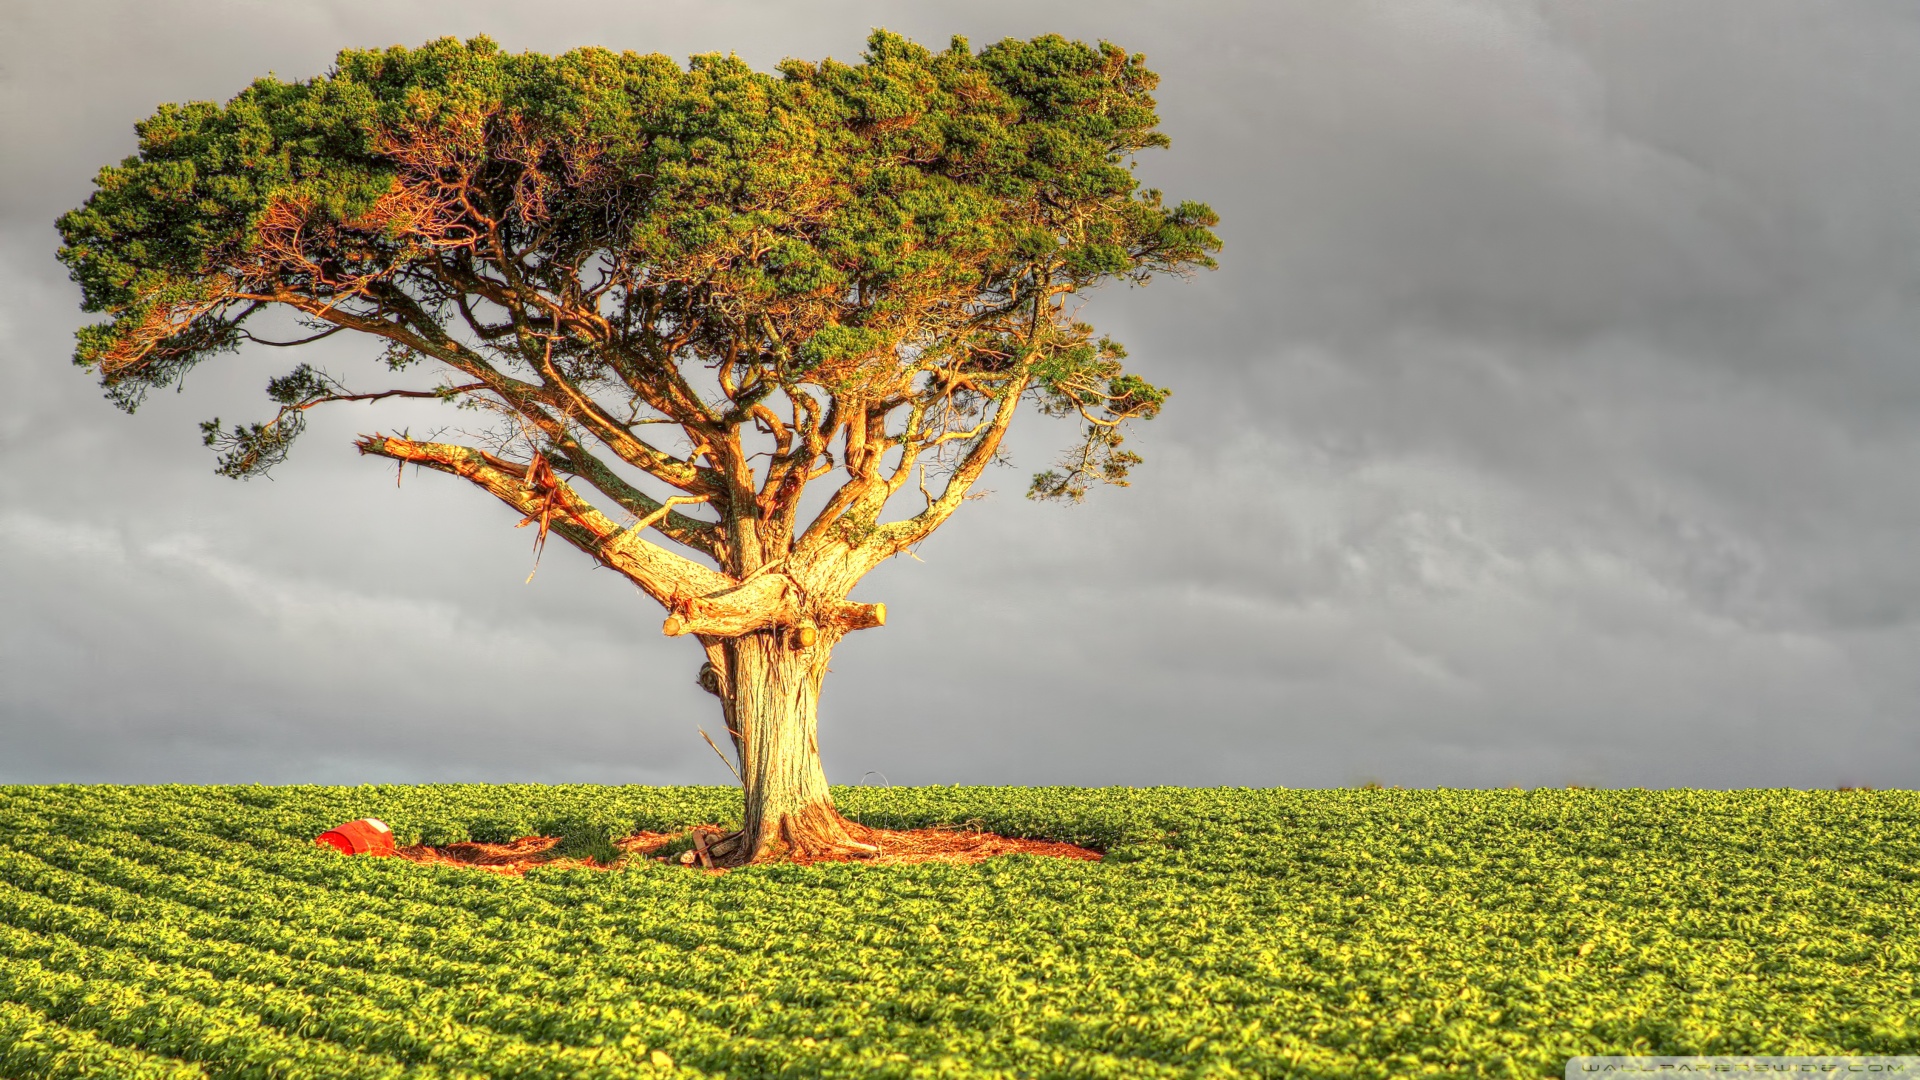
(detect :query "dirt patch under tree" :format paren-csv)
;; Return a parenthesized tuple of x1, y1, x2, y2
(395, 826, 1102, 875)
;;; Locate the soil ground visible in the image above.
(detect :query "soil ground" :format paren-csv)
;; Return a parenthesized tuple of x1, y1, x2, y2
(394, 827, 1102, 874)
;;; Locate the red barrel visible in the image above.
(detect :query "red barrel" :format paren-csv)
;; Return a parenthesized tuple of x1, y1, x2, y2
(315, 818, 395, 856)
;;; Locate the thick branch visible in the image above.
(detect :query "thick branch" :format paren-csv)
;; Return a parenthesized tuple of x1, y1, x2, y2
(548, 442, 722, 559)
(355, 434, 728, 608)
(270, 288, 722, 497)
(859, 376, 1030, 567)
(358, 434, 884, 638)
(661, 576, 885, 639)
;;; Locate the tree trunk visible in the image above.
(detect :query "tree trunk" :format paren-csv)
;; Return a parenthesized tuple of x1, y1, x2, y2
(711, 630, 875, 864)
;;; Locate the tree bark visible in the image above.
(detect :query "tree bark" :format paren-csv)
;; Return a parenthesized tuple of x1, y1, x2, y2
(710, 631, 876, 864)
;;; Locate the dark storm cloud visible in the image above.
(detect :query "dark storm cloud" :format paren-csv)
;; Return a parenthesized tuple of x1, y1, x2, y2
(4, 0, 1918, 787)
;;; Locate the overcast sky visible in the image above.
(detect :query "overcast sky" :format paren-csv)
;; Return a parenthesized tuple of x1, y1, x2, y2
(3, 0, 1917, 789)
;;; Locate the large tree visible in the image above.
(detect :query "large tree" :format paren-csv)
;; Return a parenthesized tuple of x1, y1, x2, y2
(57, 31, 1218, 863)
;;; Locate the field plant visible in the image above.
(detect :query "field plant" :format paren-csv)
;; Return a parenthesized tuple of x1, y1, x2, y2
(1, 785, 1917, 1078)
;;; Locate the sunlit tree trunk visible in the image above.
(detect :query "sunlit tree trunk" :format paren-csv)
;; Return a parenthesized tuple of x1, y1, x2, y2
(708, 631, 875, 863)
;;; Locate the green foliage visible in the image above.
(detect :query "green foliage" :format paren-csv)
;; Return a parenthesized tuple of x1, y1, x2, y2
(1026, 332, 1169, 501)
(55, 30, 1218, 489)
(197, 414, 303, 479)
(538, 813, 632, 866)
(194, 363, 344, 478)
(2, 785, 1917, 1078)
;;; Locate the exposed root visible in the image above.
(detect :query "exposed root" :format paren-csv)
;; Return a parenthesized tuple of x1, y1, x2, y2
(395, 826, 1099, 875)
(717, 803, 884, 867)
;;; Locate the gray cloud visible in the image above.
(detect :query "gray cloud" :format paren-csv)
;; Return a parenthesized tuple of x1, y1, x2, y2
(4, 0, 1918, 788)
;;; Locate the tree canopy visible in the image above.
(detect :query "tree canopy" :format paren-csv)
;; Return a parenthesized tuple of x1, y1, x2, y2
(59, 31, 1216, 559)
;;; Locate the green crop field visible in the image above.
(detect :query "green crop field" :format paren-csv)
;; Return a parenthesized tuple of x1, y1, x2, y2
(0, 785, 1916, 1079)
